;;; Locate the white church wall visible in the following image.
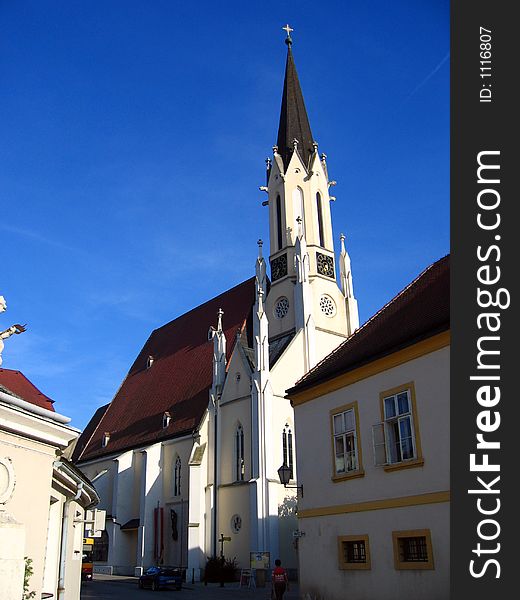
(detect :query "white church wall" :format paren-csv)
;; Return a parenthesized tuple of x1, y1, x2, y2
(219, 345, 252, 406)
(187, 424, 208, 580)
(266, 276, 297, 338)
(78, 457, 115, 516)
(269, 330, 305, 393)
(114, 450, 135, 526)
(217, 483, 251, 564)
(275, 484, 298, 570)
(218, 396, 251, 485)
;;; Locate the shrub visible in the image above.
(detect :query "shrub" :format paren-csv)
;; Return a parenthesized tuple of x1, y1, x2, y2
(204, 556, 238, 583)
(23, 557, 36, 600)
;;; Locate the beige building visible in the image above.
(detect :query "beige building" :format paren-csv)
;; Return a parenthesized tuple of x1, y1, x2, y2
(74, 32, 359, 581)
(287, 256, 450, 600)
(0, 368, 99, 600)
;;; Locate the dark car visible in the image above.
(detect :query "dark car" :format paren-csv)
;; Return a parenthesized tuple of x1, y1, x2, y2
(138, 566, 183, 591)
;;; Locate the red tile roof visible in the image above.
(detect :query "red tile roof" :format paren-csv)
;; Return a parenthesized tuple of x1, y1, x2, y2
(287, 255, 450, 395)
(0, 368, 55, 411)
(76, 278, 256, 462)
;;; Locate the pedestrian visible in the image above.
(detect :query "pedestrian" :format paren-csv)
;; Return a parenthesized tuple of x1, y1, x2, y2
(271, 558, 289, 600)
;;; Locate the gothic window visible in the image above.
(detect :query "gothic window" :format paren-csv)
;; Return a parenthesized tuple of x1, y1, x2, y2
(270, 254, 288, 281)
(173, 456, 181, 496)
(316, 192, 325, 247)
(316, 252, 335, 278)
(282, 424, 294, 479)
(276, 195, 283, 250)
(235, 424, 245, 481)
(319, 294, 337, 317)
(292, 187, 305, 235)
(274, 296, 290, 319)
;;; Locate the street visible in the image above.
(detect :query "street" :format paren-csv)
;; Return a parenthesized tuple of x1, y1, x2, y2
(80, 575, 300, 600)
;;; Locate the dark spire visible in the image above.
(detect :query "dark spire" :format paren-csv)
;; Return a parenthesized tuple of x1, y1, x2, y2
(276, 33, 315, 171)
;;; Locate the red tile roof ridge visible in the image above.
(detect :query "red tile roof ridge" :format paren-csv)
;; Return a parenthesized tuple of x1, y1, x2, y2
(76, 276, 257, 462)
(0, 367, 55, 411)
(150, 277, 256, 335)
(292, 254, 450, 389)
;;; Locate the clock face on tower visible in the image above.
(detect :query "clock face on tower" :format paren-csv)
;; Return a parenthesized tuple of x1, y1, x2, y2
(270, 254, 288, 281)
(316, 252, 335, 279)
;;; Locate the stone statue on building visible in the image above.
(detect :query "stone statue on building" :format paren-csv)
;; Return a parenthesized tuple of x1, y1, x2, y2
(0, 296, 26, 366)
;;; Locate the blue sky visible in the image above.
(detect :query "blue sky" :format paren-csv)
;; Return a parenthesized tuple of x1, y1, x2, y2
(0, 1, 449, 429)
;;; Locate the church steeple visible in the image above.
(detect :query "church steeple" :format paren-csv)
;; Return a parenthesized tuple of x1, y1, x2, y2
(263, 26, 359, 344)
(276, 34, 315, 171)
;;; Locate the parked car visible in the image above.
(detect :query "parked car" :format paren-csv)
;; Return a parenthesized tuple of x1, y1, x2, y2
(138, 566, 182, 591)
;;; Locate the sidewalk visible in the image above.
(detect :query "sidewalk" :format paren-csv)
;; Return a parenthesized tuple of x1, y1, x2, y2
(91, 573, 300, 599)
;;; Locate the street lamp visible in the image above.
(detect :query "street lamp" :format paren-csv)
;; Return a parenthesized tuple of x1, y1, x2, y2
(277, 463, 303, 497)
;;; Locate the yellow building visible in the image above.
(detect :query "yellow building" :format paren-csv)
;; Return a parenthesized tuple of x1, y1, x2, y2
(287, 256, 450, 600)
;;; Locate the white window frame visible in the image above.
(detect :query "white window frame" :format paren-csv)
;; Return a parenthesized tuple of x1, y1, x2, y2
(372, 383, 422, 468)
(331, 406, 360, 476)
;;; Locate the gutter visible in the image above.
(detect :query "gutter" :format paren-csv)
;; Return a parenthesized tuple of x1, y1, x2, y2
(53, 459, 100, 509)
(0, 389, 72, 425)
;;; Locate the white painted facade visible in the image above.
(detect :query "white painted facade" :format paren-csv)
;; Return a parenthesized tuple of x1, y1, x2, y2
(0, 388, 99, 600)
(291, 343, 450, 600)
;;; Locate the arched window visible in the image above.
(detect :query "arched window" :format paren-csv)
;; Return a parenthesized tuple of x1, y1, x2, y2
(282, 424, 294, 479)
(316, 192, 325, 247)
(173, 456, 181, 496)
(235, 424, 245, 481)
(276, 195, 283, 250)
(292, 187, 305, 236)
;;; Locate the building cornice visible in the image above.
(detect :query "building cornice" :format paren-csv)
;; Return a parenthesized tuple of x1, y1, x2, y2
(0, 391, 79, 449)
(298, 490, 450, 519)
(289, 331, 450, 407)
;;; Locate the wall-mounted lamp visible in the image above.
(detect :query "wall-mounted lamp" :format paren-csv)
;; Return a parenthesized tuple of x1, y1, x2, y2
(277, 463, 303, 497)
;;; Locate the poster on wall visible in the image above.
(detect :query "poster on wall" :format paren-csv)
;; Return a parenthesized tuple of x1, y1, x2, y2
(250, 552, 270, 569)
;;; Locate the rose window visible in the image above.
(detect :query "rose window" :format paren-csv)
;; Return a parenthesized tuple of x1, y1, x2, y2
(319, 295, 336, 317)
(274, 297, 290, 319)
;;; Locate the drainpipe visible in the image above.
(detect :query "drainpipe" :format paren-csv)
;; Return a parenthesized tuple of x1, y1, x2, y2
(57, 483, 83, 600)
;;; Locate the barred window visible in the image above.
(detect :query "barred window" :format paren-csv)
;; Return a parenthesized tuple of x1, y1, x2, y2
(393, 530, 434, 570)
(338, 535, 371, 570)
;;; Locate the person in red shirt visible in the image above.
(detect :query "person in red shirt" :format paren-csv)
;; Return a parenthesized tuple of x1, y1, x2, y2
(271, 558, 289, 599)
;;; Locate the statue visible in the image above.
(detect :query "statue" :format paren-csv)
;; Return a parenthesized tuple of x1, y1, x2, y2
(0, 296, 27, 367)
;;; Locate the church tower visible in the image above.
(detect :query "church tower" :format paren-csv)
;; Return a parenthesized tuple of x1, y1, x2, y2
(264, 28, 359, 370)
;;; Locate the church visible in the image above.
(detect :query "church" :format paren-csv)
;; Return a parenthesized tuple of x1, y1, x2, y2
(74, 29, 359, 581)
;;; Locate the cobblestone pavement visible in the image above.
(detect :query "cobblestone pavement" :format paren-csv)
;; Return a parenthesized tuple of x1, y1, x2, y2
(81, 574, 300, 600)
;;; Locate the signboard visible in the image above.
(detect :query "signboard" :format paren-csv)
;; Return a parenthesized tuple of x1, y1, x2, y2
(250, 552, 270, 569)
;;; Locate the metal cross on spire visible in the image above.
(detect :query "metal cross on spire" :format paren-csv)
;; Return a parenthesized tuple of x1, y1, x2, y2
(282, 24, 293, 45)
